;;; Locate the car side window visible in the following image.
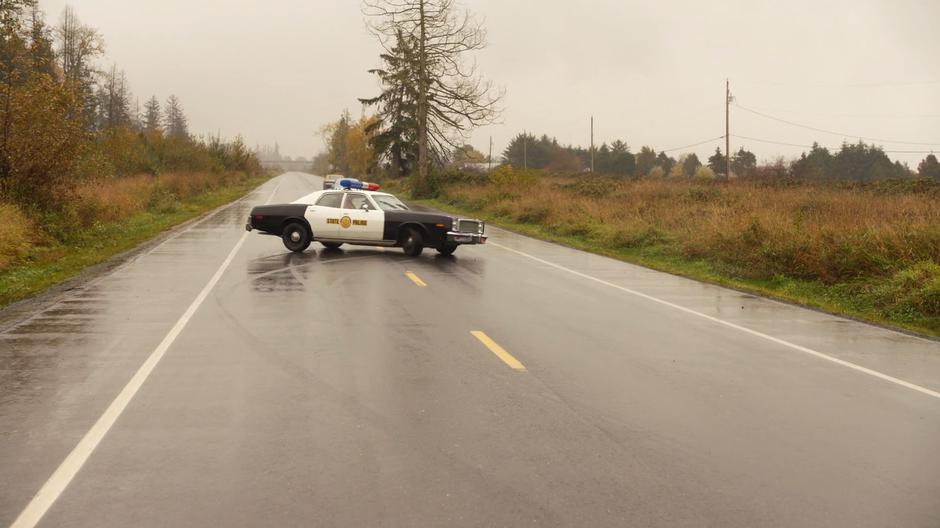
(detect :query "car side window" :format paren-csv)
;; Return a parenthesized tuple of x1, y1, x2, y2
(343, 193, 373, 210)
(316, 193, 343, 208)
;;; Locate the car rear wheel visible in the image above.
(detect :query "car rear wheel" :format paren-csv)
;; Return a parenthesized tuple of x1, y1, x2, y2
(437, 243, 458, 256)
(401, 227, 424, 257)
(321, 242, 343, 250)
(282, 222, 311, 253)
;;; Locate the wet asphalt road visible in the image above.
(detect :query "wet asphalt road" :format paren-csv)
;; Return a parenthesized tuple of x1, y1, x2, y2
(1, 172, 939, 527)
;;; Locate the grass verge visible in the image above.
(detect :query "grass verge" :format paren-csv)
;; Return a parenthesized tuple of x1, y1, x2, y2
(417, 195, 940, 340)
(0, 173, 271, 307)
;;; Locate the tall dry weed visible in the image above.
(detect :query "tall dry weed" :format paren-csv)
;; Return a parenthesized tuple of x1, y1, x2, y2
(0, 203, 35, 268)
(444, 177, 940, 283)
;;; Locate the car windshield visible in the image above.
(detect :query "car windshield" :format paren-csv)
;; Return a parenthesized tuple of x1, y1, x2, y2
(373, 194, 410, 211)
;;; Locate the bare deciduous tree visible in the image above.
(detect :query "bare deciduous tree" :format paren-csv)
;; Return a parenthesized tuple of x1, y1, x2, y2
(55, 6, 103, 126)
(100, 63, 132, 130)
(363, 0, 501, 195)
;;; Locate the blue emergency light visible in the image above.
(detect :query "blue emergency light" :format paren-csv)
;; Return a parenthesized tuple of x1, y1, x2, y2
(338, 178, 380, 191)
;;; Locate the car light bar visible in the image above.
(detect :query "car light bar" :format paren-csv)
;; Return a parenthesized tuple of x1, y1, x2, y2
(338, 178, 380, 191)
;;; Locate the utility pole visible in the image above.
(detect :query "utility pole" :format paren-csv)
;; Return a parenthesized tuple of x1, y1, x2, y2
(590, 116, 595, 173)
(488, 136, 493, 171)
(725, 79, 732, 178)
(523, 130, 527, 170)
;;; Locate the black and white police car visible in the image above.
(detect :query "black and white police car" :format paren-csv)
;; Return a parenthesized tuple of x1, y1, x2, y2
(246, 178, 487, 256)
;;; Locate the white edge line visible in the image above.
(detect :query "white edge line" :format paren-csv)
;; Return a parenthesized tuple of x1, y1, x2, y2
(491, 242, 940, 401)
(10, 180, 282, 528)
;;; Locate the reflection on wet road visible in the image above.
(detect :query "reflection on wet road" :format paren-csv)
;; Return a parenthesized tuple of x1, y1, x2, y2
(1, 172, 939, 528)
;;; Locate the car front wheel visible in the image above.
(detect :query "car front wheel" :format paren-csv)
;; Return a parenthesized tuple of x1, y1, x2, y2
(437, 243, 458, 256)
(401, 227, 424, 257)
(282, 222, 311, 253)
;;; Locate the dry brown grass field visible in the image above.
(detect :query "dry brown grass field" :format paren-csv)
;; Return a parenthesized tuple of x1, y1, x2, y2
(429, 170, 940, 335)
(71, 172, 246, 225)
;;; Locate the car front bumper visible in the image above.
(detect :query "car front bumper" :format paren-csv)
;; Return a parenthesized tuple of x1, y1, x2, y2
(446, 231, 487, 244)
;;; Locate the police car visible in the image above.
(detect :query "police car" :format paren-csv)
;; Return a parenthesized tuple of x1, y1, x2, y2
(246, 179, 487, 256)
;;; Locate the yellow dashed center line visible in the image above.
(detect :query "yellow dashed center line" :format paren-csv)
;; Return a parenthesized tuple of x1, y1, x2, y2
(471, 331, 527, 371)
(405, 271, 427, 287)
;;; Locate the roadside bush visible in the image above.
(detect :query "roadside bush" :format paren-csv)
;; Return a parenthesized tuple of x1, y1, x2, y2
(513, 204, 552, 224)
(0, 75, 89, 210)
(561, 178, 616, 197)
(873, 262, 940, 318)
(75, 175, 154, 225)
(602, 224, 666, 249)
(66, 172, 247, 231)
(488, 165, 539, 187)
(0, 203, 35, 268)
(693, 166, 717, 180)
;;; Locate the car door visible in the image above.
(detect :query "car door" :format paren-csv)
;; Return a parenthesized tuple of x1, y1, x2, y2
(339, 193, 385, 241)
(305, 192, 343, 240)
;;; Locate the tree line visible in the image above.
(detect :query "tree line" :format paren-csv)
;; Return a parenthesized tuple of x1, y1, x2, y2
(499, 133, 940, 182)
(0, 1, 260, 212)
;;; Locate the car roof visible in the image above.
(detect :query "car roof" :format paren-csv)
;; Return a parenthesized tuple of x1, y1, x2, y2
(291, 189, 394, 204)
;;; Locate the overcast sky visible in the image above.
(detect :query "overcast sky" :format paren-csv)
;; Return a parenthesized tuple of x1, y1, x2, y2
(38, 0, 940, 165)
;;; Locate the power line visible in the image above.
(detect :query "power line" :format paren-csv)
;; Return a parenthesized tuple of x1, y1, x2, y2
(734, 103, 940, 146)
(732, 134, 813, 149)
(660, 135, 725, 153)
(734, 79, 940, 88)
(731, 103, 940, 120)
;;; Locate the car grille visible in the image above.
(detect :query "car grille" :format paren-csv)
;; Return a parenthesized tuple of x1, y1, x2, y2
(456, 220, 480, 233)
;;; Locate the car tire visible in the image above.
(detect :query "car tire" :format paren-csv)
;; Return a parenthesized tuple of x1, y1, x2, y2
(401, 227, 424, 257)
(321, 242, 343, 250)
(437, 243, 458, 256)
(282, 221, 311, 253)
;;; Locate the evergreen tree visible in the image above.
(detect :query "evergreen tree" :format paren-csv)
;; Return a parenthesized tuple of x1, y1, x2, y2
(656, 151, 676, 175)
(707, 147, 726, 176)
(682, 153, 701, 178)
(359, 30, 419, 176)
(635, 146, 656, 176)
(607, 140, 635, 176)
(143, 95, 161, 132)
(917, 154, 940, 180)
(791, 142, 832, 180)
(732, 147, 757, 177)
(501, 133, 553, 169)
(830, 141, 904, 181)
(27, 5, 55, 78)
(164, 94, 188, 140)
(594, 143, 612, 173)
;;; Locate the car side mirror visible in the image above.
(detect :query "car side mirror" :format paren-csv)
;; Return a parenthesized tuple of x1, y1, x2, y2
(360, 203, 371, 211)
